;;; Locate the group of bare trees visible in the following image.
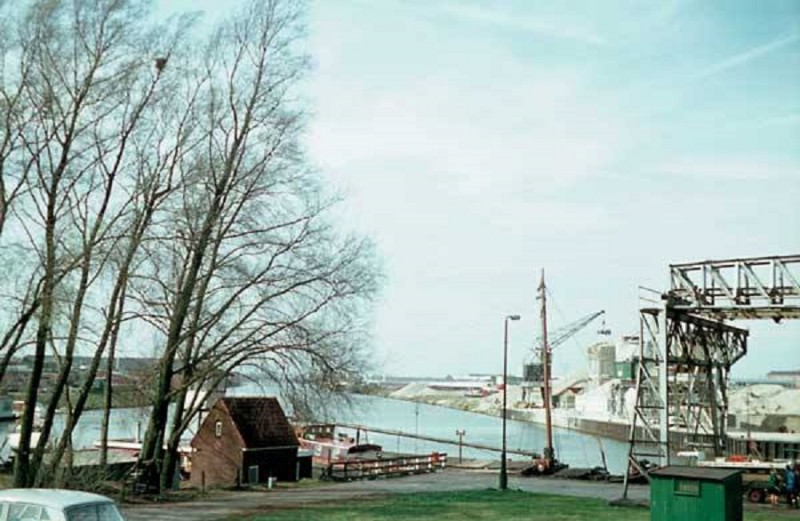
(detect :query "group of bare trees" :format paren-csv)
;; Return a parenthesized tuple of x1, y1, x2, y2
(0, 0, 378, 492)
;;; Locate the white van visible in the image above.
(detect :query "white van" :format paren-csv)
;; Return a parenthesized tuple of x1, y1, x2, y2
(0, 489, 125, 521)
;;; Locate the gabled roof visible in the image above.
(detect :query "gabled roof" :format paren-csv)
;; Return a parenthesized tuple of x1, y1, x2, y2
(650, 466, 742, 482)
(219, 396, 298, 449)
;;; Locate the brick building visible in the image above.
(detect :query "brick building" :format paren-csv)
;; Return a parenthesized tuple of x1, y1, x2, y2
(190, 396, 306, 488)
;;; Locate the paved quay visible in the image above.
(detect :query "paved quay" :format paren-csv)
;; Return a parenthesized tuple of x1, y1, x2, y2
(122, 469, 649, 521)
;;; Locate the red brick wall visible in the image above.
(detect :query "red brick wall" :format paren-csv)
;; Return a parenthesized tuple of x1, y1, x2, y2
(190, 403, 244, 488)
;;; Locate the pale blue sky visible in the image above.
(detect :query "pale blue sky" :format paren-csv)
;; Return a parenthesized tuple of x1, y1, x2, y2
(162, 0, 800, 378)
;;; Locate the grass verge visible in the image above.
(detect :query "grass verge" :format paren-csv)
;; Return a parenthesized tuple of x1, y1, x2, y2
(233, 489, 795, 521)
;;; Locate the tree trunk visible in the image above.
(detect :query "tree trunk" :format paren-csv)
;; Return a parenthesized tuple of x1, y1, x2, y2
(138, 155, 234, 491)
(13, 263, 54, 487)
(29, 252, 94, 479)
(0, 302, 37, 383)
(13, 170, 59, 487)
(160, 382, 188, 492)
(0, 190, 5, 239)
(99, 334, 117, 469)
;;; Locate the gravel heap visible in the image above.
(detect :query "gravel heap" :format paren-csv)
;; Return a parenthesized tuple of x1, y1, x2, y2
(728, 384, 800, 416)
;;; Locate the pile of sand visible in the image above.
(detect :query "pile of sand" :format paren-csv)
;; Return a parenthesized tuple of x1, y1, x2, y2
(390, 382, 482, 401)
(389, 381, 509, 417)
(728, 385, 800, 417)
(390, 382, 431, 399)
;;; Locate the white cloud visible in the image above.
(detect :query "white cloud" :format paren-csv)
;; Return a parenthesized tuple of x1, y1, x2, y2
(652, 158, 799, 181)
(308, 67, 627, 207)
(439, 2, 607, 47)
(306, 0, 800, 377)
(694, 32, 800, 80)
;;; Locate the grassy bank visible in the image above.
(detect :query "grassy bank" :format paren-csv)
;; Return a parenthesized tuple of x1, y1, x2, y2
(4, 388, 150, 411)
(79, 388, 149, 410)
(234, 489, 787, 521)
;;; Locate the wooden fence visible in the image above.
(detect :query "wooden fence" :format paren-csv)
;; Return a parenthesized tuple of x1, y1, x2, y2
(323, 453, 447, 481)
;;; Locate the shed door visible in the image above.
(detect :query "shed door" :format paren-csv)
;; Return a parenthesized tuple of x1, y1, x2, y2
(248, 465, 259, 484)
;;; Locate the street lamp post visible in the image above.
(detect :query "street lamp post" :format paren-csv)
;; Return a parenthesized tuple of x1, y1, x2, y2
(456, 429, 466, 463)
(500, 314, 521, 490)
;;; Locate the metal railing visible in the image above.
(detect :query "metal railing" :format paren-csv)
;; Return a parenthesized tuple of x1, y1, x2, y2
(323, 452, 447, 481)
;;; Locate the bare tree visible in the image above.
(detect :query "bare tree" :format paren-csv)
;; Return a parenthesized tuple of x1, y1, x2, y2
(1, 0, 379, 492)
(2, 0, 189, 486)
(11, 0, 119, 485)
(0, 2, 36, 239)
(134, 0, 309, 487)
(133, 0, 379, 493)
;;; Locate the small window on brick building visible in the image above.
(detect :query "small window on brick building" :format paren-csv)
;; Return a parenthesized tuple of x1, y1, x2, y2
(215, 420, 222, 438)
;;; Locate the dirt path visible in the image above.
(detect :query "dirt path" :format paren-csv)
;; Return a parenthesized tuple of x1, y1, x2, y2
(121, 470, 649, 521)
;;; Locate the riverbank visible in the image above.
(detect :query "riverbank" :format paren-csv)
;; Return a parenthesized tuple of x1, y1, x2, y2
(1, 388, 150, 414)
(372, 383, 632, 442)
(335, 392, 630, 473)
(377, 381, 800, 445)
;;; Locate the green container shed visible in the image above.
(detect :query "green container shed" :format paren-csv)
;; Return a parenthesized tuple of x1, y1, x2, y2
(614, 361, 634, 380)
(650, 466, 742, 521)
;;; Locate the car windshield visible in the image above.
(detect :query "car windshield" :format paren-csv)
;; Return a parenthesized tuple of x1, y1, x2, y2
(66, 503, 124, 521)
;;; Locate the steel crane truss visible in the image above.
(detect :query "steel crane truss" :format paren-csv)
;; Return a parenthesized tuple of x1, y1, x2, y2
(669, 255, 800, 320)
(622, 255, 799, 499)
(521, 310, 605, 405)
(625, 310, 666, 472)
(625, 308, 748, 482)
(666, 311, 747, 368)
(665, 310, 747, 454)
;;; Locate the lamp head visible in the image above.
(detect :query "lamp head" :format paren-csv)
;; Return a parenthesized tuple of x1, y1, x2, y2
(507, 314, 521, 321)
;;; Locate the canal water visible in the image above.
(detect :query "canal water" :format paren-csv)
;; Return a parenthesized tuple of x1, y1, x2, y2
(0, 406, 152, 462)
(228, 384, 629, 474)
(1, 389, 629, 475)
(326, 394, 628, 474)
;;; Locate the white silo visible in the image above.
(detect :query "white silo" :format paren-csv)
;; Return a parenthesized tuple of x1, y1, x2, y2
(587, 342, 616, 383)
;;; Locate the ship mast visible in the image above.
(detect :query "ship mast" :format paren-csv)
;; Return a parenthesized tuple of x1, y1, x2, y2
(538, 269, 555, 465)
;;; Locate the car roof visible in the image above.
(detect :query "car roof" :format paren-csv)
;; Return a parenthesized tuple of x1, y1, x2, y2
(0, 489, 115, 510)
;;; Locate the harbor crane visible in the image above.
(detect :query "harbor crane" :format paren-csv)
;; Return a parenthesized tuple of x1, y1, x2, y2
(531, 309, 606, 354)
(523, 272, 607, 472)
(523, 307, 607, 380)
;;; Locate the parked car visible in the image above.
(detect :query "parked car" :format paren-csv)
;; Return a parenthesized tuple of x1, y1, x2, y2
(0, 489, 125, 521)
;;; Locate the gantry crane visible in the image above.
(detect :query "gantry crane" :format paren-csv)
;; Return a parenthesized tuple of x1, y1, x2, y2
(621, 254, 800, 499)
